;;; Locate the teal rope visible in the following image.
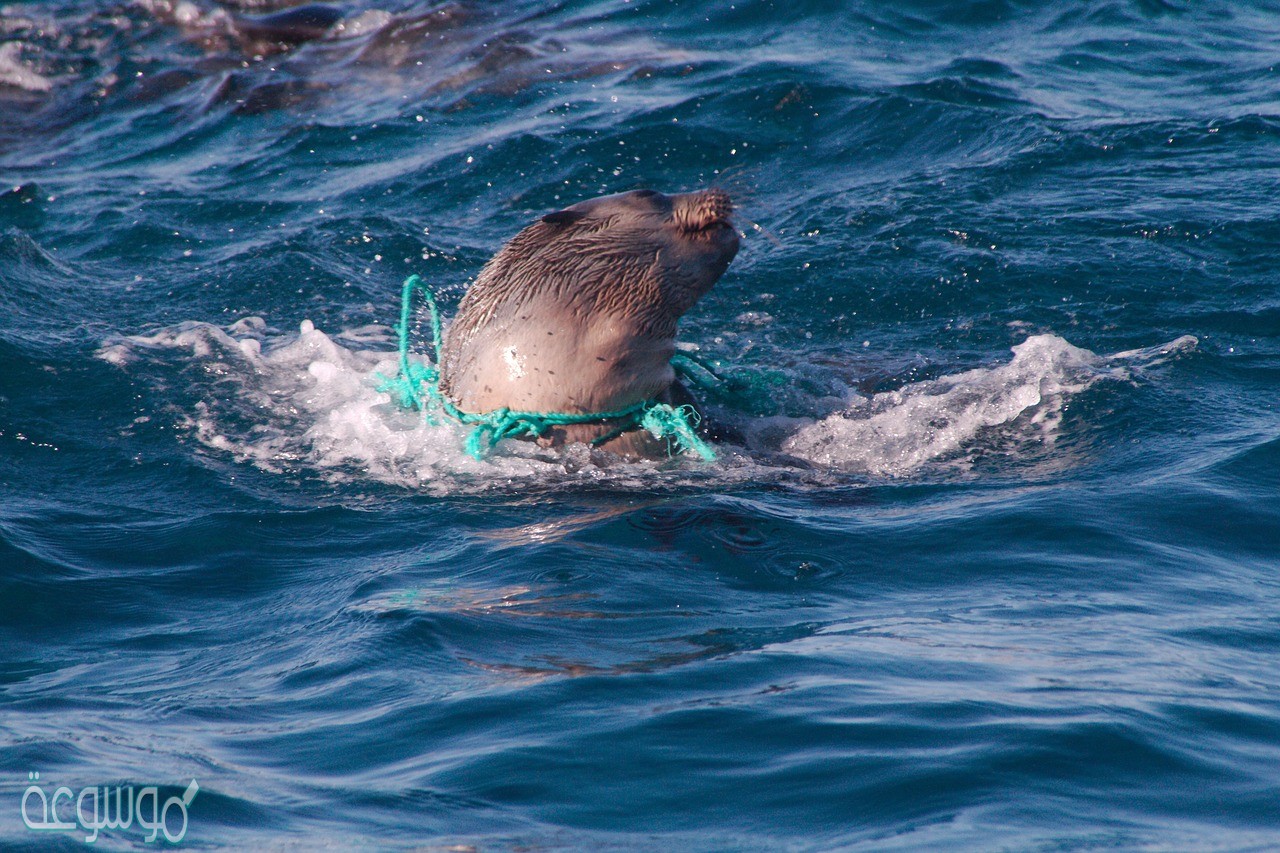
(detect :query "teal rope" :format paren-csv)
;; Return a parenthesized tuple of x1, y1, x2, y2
(641, 403, 716, 461)
(671, 350, 726, 393)
(379, 275, 443, 415)
(378, 275, 716, 462)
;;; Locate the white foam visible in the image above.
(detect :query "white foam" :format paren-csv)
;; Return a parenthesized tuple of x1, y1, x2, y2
(780, 333, 1190, 477)
(98, 318, 666, 491)
(98, 319, 1194, 488)
(0, 42, 52, 93)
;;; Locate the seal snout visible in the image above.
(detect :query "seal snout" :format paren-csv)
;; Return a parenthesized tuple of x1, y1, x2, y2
(674, 189, 734, 232)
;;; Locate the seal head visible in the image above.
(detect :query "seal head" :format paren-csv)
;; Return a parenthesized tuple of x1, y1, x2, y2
(439, 188, 738, 456)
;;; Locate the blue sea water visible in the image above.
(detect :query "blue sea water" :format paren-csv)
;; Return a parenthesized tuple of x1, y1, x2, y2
(3, 0, 1280, 848)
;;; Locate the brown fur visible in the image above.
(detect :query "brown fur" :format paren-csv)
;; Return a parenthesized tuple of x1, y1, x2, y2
(439, 188, 738, 458)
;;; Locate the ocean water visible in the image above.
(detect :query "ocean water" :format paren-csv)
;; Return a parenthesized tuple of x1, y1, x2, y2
(3, 0, 1280, 848)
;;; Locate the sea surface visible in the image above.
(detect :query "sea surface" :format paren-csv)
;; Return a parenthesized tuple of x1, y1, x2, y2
(3, 0, 1280, 849)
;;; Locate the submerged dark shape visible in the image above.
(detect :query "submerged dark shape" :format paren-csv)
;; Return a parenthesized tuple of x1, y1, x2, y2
(2, 0, 695, 126)
(230, 3, 346, 50)
(439, 189, 739, 459)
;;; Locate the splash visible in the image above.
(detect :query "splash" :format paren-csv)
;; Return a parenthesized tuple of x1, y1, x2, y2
(99, 318, 1195, 487)
(98, 317, 684, 491)
(780, 333, 1197, 477)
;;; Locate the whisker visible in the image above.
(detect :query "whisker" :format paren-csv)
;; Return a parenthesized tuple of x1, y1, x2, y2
(743, 218, 783, 248)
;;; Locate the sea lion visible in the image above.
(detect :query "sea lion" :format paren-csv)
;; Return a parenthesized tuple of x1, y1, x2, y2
(439, 188, 738, 459)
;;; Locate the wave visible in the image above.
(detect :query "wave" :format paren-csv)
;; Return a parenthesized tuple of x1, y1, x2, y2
(97, 314, 1195, 489)
(782, 333, 1196, 476)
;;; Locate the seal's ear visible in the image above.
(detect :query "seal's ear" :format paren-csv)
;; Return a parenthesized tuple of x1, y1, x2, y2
(541, 209, 588, 227)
